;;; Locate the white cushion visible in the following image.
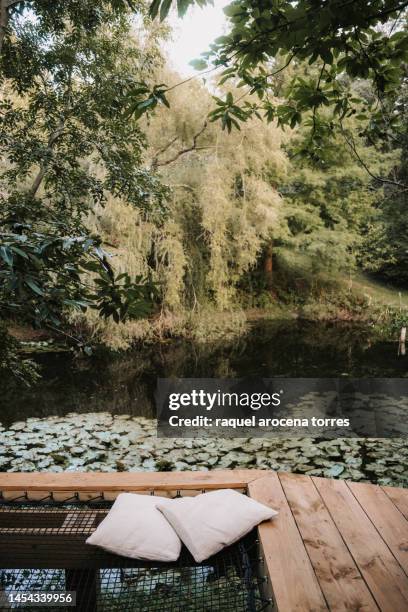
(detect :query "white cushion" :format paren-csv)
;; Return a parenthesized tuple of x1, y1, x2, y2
(157, 489, 278, 562)
(86, 493, 181, 561)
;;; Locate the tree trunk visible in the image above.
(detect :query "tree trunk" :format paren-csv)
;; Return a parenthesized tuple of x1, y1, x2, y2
(264, 240, 273, 290)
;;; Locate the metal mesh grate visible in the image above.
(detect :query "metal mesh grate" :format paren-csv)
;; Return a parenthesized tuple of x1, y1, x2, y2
(0, 499, 270, 612)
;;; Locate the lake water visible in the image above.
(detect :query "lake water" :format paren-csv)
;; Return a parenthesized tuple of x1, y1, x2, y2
(1, 320, 407, 485)
(1, 319, 407, 427)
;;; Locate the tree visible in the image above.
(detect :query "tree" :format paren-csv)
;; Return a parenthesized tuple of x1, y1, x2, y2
(142, 69, 287, 310)
(0, 0, 136, 53)
(149, 0, 408, 171)
(358, 74, 408, 284)
(279, 129, 394, 267)
(0, 0, 166, 381)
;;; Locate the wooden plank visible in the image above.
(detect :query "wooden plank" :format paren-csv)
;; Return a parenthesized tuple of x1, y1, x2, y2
(382, 485, 408, 521)
(0, 469, 262, 492)
(314, 477, 408, 612)
(280, 473, 379, 612)
(348, 481, 408, 576)
(0, 487, 246, 502)
(248, 473, 328, 612)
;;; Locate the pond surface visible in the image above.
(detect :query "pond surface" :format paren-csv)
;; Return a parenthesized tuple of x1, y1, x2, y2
(1, 320, 408, 486)
(2, 412, 407, 487)
(1, 319, 407, 427)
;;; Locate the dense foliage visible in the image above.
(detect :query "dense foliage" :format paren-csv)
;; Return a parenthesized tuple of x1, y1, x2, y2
(0, 0, 407, 384)
(149, 0, 408, 164)
(0, 1, 166, 360)
(358, 77, 408, 283)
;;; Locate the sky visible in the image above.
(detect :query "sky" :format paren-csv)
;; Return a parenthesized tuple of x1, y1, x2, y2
(164, 1, 229, 77)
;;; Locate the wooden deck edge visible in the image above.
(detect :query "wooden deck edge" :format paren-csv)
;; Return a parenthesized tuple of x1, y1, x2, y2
(0, 468, 266, 492)
(248, 473, 328, 612)
(248, 474, 278, 611)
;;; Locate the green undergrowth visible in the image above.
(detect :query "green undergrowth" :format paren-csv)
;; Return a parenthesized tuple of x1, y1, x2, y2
(235, 249, 407, 338)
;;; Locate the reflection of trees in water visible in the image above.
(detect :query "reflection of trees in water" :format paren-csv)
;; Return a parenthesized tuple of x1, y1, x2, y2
(1, 321, 406, 426)
(235, 320, 401, 377)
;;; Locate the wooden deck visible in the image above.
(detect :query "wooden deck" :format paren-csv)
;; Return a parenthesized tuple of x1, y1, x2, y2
(1, 469, 407, 611)
(251, 472, 408, 612)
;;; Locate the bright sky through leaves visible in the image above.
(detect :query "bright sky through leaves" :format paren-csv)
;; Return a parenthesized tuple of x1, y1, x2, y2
(164, 0, 229, 77)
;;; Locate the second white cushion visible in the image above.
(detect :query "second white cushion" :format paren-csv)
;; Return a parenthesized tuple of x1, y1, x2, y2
(157, 488, 278, 562)
(86, 493, 182, 561)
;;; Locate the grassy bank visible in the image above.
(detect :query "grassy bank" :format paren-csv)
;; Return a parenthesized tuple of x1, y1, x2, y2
(6, 269, 408, 355)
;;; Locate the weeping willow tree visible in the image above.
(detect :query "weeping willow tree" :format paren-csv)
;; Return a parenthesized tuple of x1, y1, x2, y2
(85, 56, 400, 347)
(84, 68, 289, 347)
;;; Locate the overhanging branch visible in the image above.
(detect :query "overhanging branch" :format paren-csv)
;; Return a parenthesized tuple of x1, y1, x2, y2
(154, 121, 208, 168)
(340, 122, 407, 190)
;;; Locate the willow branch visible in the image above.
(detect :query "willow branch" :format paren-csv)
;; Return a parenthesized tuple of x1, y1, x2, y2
(155, 121, 208, 167)
(150, 136, 179, 168)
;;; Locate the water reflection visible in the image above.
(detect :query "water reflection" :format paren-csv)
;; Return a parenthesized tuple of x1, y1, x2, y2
(1, 320, 406, 426)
